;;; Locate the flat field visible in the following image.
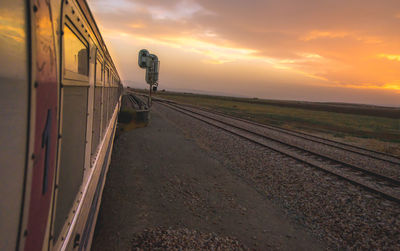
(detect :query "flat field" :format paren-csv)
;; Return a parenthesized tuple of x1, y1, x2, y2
(134, 89, 400, 156)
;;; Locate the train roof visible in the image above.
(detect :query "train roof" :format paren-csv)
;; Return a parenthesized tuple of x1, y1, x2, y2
(76, 0, 121, 83)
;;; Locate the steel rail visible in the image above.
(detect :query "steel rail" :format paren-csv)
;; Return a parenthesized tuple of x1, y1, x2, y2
(155, 97, 400, 165)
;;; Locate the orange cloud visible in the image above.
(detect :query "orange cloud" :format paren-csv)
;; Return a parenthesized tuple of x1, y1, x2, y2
(130, 23, 146, 29)
(301, 31, 348, 41)
(378, 54, 400, 61)
(301, 53, 323, 59)
(103, 28, 258, 63)
(90, 0, 400, 105)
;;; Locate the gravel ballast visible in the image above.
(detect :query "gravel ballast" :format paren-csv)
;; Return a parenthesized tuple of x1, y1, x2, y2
(155, 103, 400, 249)
(131, 228, 249, 250)
(174, 103, 400, 179)
(92, 105, 322, 250)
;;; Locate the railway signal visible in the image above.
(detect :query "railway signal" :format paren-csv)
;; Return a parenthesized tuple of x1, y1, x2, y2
(138, 49, 160, 106)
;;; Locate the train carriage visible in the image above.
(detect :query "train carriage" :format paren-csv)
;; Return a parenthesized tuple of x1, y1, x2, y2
(0, 0, 122, 250)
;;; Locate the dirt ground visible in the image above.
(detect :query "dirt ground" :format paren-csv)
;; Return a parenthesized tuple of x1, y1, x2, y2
(92, 105, 324, 250)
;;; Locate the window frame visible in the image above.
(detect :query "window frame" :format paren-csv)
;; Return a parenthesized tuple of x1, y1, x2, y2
(105, 65, 111, 87)
(95, 52, 104, 87)
(62, 18, 90, 86)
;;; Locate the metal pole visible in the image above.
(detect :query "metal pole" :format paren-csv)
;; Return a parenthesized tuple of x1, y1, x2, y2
(148, 84, 152, 107)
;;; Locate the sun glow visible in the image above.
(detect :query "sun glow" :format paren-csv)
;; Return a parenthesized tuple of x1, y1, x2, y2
(378, 54, 400, 61)
(383, 82, 400, 91)
(91, 0, 400, 105)
(105, 28, 335, 81)
(323, 82, 400, 93)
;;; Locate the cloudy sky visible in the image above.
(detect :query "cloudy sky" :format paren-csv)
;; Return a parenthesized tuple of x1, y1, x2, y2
(88, 0, 400, 106)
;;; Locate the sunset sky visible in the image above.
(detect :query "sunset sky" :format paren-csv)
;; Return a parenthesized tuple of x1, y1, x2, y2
(88, 0, 400, 106)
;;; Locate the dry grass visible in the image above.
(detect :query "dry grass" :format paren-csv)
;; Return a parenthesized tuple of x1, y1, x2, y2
(145, 90, 400, 156)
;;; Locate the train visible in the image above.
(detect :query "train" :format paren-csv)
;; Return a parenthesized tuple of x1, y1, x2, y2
(0, 0, 123, 250)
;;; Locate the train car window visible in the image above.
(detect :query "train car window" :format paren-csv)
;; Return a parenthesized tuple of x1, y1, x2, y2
(64, 24, 88, 76)
(54, 21, 90, 241)
(92, 86, 102, 157)
(101, 67, 110, 137)
(92, 54, 104, 157)
(106, 68, 110, 84)
(96, 58, 103, 82)
(107, 69, 113, 122)
(54, 86, 88, 241)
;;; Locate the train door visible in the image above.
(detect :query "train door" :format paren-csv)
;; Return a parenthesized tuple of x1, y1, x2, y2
(21, 0, 59, 250)
(91, 53, 104, 160)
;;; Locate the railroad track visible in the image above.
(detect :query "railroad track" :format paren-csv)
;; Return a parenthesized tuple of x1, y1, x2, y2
(156, 98, 400, 166)
(126, 93, 148, 110)
(155, 99, 400, 203)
